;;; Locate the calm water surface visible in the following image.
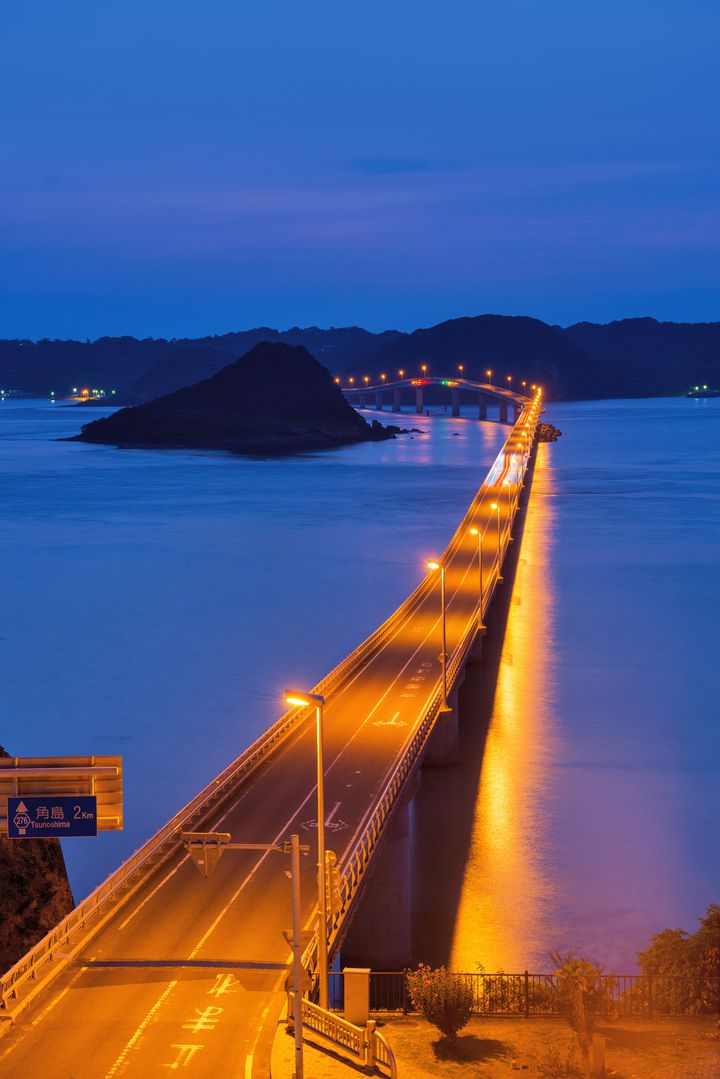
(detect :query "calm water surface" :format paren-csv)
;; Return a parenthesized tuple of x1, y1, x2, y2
(1, 396, 717, 970)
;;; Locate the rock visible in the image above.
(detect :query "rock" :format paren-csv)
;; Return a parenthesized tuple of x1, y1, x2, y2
(537, 422, 562, 442)
(70, 342, 397, 455)
(0, 746, 74, 973)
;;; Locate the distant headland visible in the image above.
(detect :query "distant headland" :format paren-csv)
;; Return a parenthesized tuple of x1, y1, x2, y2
(70, 342, 398, 454)
(2, 314, 720, 403)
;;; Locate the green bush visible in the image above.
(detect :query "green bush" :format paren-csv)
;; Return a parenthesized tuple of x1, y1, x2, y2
(406, 964, 474, 1040)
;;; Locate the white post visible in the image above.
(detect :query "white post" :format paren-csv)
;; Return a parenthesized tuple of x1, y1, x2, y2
(315, 702, 329, 1010)
(290, 834, 304, 1079)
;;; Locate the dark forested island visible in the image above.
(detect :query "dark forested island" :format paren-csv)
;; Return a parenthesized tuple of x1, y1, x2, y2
(2, 315, 720, 403)
(71, 341, 396, 454)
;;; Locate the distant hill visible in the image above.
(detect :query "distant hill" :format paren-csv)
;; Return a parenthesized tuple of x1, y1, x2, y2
(72, 341, 395, 454)
(1, 315, 718, 400)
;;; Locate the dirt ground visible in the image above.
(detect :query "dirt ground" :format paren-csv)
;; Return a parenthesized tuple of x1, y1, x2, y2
(379, 1015, 720, 1079)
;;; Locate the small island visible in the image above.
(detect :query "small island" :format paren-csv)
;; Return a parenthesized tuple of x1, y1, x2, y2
(70, 341, 396, 454)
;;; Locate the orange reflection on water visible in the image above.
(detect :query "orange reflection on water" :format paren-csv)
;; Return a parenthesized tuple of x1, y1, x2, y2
(449, 443, 559, 971)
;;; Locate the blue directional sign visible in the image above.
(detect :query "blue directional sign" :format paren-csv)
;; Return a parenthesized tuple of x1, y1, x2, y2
(8, 796, 98, 838)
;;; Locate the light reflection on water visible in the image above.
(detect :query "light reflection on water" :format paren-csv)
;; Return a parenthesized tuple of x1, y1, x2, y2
(413, 397, 720, 971)
(448, 443, 558, 971)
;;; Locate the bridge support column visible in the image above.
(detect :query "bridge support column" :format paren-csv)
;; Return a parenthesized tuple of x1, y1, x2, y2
(393, 389, 402, 412)
(341, 800, 412, 970)
(423, 690, 460, 766)
(375, 392, 384, 410)
(415, 387, 424, 414)
(498, 400, 509, 423)
(466, 623, 487, 665)
(478, 395, 488, 420)
(451, 389, 460, 417)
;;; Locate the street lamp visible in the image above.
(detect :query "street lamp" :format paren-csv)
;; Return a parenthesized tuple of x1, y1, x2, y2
(427, 561, 448, 709)
(468, 528, 486, 629)
(458, 364, 464, 376)
(380, 373, 386, 382)
(420, 364, 428, 375)
(285, 688, 329, 1010)
(398, 368, 405, 378)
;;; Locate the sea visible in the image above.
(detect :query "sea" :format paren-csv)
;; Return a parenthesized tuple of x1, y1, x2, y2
(1, 395, 718, 971)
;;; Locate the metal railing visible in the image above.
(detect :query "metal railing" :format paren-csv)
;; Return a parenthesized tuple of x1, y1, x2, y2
(332, 971, 720, 1019)
(1, 402, 540, 1015)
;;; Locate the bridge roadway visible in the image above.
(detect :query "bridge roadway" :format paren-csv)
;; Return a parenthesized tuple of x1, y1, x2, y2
(0, 397, 540, 1079)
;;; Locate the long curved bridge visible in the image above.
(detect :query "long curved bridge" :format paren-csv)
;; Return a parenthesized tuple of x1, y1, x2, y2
(0, 391, 542, 1078)
(342, 375, 530, 422)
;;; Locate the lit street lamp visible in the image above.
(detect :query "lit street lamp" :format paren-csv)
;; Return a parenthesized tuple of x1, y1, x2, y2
(486, 369, 492, 382)
(285, 688, 329, 1010)
(427, 561, 448, 709)
(420, 364, 428, 375)
(468, 527, 486, 629)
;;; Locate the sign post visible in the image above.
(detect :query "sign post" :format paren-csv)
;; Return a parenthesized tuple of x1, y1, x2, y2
(0, 756, 123, 835)
(182, 831, 310, 1079)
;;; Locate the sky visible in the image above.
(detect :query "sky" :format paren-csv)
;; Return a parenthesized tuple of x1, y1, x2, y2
(2, 0, 719, 340)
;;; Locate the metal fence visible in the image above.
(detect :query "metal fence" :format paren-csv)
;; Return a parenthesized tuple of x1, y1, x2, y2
(329, 971, 720, 1019)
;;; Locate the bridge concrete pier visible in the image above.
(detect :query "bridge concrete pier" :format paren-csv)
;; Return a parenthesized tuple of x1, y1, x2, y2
(341, 799, 412, 969)
(465, 621, 487, 665)
(375, 392, 384, 410)
(415, 387, 424, 414)
(451, 389, 460, 417)
(423, 688, 460, 766)
(478, 395, 488, 420)
(498, 400, 509, 423)
(393, 389, 402, 412)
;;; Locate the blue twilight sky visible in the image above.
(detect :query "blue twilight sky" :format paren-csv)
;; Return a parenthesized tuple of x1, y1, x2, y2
(2, 0, 719, 339)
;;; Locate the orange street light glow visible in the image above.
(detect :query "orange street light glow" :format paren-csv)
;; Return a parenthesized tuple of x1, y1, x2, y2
(469, 527, 479, 536)
(427, 560, 440, 571)
(285, 690, 325, 708)
(490, 502, 498, 510)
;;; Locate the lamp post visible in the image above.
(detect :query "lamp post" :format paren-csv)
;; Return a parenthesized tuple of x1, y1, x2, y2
(486, 369, 492, 383)
(469, 527, 485, 629)
(285, 688, 329, 1010)
(490, 502, 501, 577)
(427, 561, 448, 709)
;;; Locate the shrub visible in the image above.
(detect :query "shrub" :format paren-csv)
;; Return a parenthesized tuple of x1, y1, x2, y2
(406, 964, 474, 1040)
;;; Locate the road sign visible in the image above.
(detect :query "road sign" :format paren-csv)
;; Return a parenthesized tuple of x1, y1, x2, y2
(182, 832, 232, 878)
(0, 756, 123, 834)
(8, 796, 98, 838)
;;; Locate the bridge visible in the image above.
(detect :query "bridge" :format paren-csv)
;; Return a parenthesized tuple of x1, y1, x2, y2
(341, 375, 530, 422)
(0, 391, 542, 1078)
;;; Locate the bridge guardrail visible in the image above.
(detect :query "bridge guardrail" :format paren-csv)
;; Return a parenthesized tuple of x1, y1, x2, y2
(0, 399, 539, 1014)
